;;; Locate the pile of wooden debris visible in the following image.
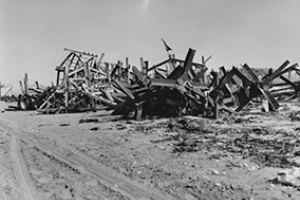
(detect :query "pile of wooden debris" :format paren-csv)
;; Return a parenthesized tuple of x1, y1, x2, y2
(8, 41, 300, 119)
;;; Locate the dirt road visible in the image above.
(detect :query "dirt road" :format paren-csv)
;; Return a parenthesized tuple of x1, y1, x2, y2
(0, 103, 173, 200)
(1, 101, 300, 199)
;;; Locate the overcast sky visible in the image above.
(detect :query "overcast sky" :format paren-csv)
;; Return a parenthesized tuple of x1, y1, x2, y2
(1, 0, 300, 90)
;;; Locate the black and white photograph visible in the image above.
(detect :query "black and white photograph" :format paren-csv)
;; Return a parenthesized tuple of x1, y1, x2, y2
(1, 0, 300, 199)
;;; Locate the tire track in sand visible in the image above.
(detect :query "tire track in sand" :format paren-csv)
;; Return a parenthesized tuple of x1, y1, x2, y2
(1, 116, 174, 200)
(9, 134, 37, 200)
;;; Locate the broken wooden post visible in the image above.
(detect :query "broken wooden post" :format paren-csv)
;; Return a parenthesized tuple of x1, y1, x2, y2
(24, 73, 28, 95)
(106, 63, 111, 83)
(213, 73, 220, 119)
(64, 65, 69, 112)
(125, 57, 129, 69)
(140, 57, 146, 75)
(144, 61, 149, 76)
(19, 81, 24, 95)
(97, 53, 105, 70)
(35, 81, 39, 89)
(177, 48, 196, 83)
(56, 70, 61, 86)
(118, 61, 123, 81)
(125, 57, 130, 82)
(84, 61, 91, 87)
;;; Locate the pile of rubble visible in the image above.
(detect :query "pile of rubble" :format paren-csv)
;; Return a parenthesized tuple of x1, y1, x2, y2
(9, 41, 300, 119)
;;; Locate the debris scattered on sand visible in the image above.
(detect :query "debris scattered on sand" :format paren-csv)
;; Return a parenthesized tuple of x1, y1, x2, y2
(79, 118, 99, 124)
(59, 123, 71, 127)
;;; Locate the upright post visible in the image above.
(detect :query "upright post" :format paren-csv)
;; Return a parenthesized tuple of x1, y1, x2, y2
(213, 73, 219, 119)
(64, 65, 69, 112)
(144, 61, 149, 76)
(24, 73, 28, 95)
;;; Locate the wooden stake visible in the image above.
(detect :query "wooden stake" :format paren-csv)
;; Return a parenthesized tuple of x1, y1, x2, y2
(144, 61, 149, 76)
(140, 57, 146, 75)
(19, 81, 24, 94)
(126, 57, 130, 82)
(97, 53, 105, 69)
(56, 70, 61, 86)
(214, 73, 219, 119)
(24, 73, 28, 95)
(35, 81, 39, 89)
(84, 62, 91, 87)
(64, 66, 69, 112)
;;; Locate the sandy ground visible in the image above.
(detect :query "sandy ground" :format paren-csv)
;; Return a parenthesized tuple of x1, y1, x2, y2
(0, 100, 300, 200)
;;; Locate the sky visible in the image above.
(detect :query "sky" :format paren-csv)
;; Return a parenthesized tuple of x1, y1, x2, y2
(1, 0, 300, 92)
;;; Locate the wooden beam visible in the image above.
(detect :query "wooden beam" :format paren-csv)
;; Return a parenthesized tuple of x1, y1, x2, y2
(64, 64, 69, 112)
(178, 48, 196, 82)
(97, 53, 105, 69)
(24, 73, 28, 95)
(63, 48, 97, 57)
(35, 81, 39, 89)
(19, 81, 24, 94)
(84, 62, 91, 87)
(261, 60, 290, 85)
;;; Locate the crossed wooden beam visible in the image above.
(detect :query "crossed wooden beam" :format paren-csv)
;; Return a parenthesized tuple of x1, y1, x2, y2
(211, 60, 298, 112)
